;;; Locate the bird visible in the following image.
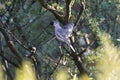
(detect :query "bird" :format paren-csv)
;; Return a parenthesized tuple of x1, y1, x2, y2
(50, 21, 75, 52)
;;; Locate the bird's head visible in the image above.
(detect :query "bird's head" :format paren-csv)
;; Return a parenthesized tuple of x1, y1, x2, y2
(50, 21, 54, 25)
(50, 21, 60, 27)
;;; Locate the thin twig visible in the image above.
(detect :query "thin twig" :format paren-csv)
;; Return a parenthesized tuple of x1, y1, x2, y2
(31, 55, 41, 80)
(63, 44, 89, 75)
(77, 41, 95, 57)
(65, 0, 75, 22)
(45, 37, 56, 44)
(0, 19, 23, 63)
(8, 31, 29, 50)
(49, 53, 64, 79)
(0, 53, 19, 68)
(74, 2, 85, 28)
(2, 59, 13, 80)
(48, 43, 65, 79)
(38, 0, 65, 24)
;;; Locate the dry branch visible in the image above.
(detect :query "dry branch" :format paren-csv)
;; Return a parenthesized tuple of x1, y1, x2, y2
(0, 19, 23, 64)
(38, 0, 88, 77)
(2, 59, 13, 80)
(38, 0, 65, 24)
(74, 2, 85, 27)
(0, 53, 19, 67)
(65, 0, 75, 22)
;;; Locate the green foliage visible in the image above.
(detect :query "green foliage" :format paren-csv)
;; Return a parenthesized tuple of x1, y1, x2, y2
(86, 0, 120, 39)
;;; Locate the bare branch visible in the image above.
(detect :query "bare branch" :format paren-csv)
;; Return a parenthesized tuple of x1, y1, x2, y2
(74, 2, 85, 27)
(31, 55, 41, 80)
(2, 60, 13, 80)
(0, 19, 23, 64)
(65, 0, 75, 22)
(0, 53, 19, 68)
(38, 0, 65, 24)
(62, 43, 89, 76)
(48, 53, 64, 79)
(7, 30, 30, 51)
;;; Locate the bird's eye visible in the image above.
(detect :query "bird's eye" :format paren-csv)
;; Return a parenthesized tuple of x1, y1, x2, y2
(50, 21, 54, 25)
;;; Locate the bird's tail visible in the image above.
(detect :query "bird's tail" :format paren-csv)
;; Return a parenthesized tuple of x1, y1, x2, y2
(69, 44, 76, 52)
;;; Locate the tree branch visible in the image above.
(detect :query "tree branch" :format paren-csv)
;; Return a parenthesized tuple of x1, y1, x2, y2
(63, 44, 88, 74)
(38, 0, 89, 78)
(74, 2, 85, 27)
(2, 59, 13, 80)
(0, 19, 23, 64)
(0, 53, 19, 68)
(49, 53, 64, 79)
(65, 0, 75, 22)
(38, 0, 65, 24)
(31, 55, 41, 80)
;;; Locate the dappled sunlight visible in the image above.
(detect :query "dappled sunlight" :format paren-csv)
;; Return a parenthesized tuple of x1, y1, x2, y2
(80, 74, 93, 80)
(54, 68, 69, 80)
(15, 60, 36, 80)
(0, 62, 4, 80)
(54, 68, 92, 80)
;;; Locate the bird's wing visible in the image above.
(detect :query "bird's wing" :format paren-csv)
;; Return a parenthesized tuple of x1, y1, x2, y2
(55, 29, 66, 38)
(55, 28, 70, 40)
(63, 22, 74, 30)
(63, 22, 74, 37)
(55, 27, 76, 52)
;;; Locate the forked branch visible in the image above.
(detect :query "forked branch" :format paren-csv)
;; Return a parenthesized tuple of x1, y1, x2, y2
(0, 19, 23, 64)
(65, 0, 75, 22)
(38, 0, 65, 24)
(74, 2, 85, 27)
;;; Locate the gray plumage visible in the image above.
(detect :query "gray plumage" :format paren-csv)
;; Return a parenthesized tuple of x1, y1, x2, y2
(51, 21, 75, 52)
